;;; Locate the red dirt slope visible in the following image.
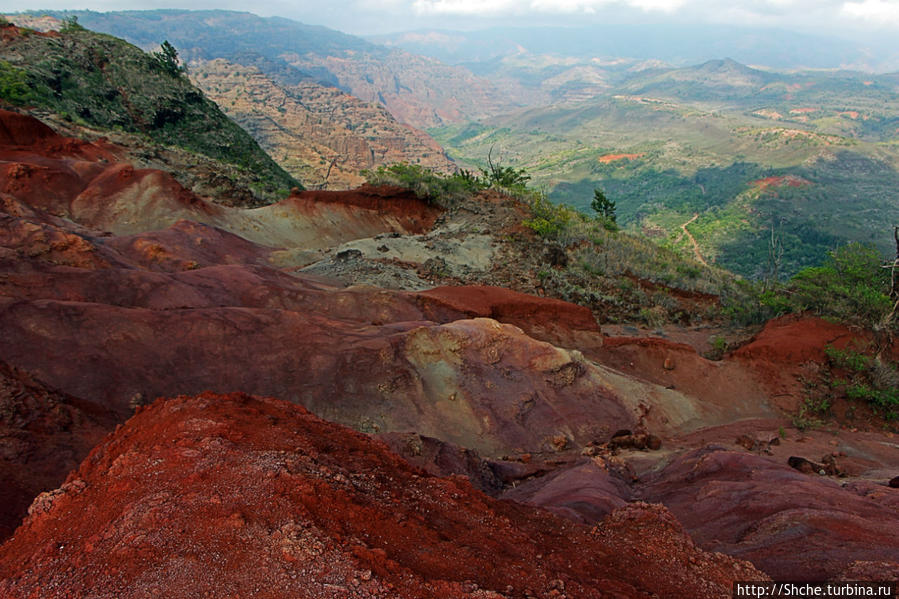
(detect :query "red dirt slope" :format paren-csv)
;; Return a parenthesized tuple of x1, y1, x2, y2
(0, 361, 115, 541)
(640, 447, 899, 581)
(0, 392, 764, 598)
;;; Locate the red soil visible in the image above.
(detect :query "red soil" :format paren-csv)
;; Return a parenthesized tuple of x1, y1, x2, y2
(598, 153, 644, 164)
(419, 284, 601, 345)
(0, 392, 764, 598)
(731, 315, 884, 414)
(0, 109, 56, 146)
(751, 175, 811, 191)
(732, 315, 864, 366)
(288, 184, 441, 233)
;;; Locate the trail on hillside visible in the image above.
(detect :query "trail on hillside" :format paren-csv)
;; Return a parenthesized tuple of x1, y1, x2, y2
(678, 214, 708, 267)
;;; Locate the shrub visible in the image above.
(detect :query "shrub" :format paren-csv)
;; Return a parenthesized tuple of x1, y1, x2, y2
(152, 40, 186, 77)
(723, 241, 894, 329)
(0, 61, 38, 106)
(787, 243, 891, 327)
(364, 163, 485, 207)
(823, 344, 899, 421)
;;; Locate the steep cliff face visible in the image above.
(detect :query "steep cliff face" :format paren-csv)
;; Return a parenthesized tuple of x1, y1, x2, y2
(283, 48, 519, 129)
(191, 59, 454, 189)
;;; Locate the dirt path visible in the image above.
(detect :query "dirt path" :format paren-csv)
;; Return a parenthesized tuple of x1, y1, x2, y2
(677, 214, 708, 266)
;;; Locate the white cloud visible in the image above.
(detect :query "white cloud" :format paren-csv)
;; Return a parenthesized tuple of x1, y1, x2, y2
(842, 0, 899, 23)
(411, 0, 686, 15)
(411, 0, 518, 15)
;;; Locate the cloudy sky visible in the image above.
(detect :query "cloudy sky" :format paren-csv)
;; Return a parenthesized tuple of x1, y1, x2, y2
(11, 0, 899, 37)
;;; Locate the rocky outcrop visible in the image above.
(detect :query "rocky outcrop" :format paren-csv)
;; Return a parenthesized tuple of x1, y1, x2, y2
(0, 392, 764, 598)
(191, 59, 454, 189)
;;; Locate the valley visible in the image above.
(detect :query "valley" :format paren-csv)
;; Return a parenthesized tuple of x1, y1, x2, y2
(40, 10, 899, 278)
(0, 13, 897, 596)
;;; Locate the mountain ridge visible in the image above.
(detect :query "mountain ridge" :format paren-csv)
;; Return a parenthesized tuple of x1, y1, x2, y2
(37, 9, 519, 129)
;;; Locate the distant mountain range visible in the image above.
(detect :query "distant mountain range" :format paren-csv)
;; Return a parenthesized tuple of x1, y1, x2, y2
(34, 10, 518, 130)
(370, 25, 899, 73)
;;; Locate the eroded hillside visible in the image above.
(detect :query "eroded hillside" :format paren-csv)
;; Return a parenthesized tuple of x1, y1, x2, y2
(190, 59, 454, 190)
(0, 108, 897, 590)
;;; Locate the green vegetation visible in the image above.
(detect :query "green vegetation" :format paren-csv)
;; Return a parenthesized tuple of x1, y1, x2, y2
(763, 243, 892, 328)
(721, 241, 895, 328)
(363, 163, 485, 207)
(819, 344, 899, 421)
(0, 23, 298, 201)
(519, 184, 743, 324)
(431, 63, 899, 280)
(590, 188, 617, 231)
(151, 40, 185, 77)
(368, 162, 741, 324)
(59, 15, 86, 33)
(0, 60, 45, 106)
(364, 160, 541, 208)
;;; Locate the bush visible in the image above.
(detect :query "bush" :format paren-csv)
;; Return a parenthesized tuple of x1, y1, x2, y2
(785, 243, 891, 327)
(364, 163, 485, 207)
(824, 344, 899, 420)
(523, 194, 576, 241)
(152, 41, 186, 77)
(0, 61, 38, 106)
(722, 241, 894, 328)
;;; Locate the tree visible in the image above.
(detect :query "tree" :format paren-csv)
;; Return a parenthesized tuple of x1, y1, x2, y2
(60, 15, 85, 33)
(591, 188, 617, 230)
(482, 145, 530, 189)
(153, 41, 185, 77)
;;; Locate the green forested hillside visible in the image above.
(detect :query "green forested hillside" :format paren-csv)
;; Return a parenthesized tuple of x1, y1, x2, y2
(431, 60, 899, 278)
(0, 19, 299, 201)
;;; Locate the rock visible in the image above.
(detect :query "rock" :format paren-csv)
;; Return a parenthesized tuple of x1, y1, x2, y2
(889, 476, 899, 489)
(191, 60, 455, 190)
(736, 435, 757, 451)
(788, 456, 823, 475)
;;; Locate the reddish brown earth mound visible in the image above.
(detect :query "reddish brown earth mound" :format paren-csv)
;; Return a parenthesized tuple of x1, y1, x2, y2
(289, 184, 440, 233)
(0, 109, 57, 146)
(731, 315, 868, 411)
(419, 285, 601, 347)
(733, 315, 863, 365)
(639, 447, 899, 581)
(0, 392, 764, 598)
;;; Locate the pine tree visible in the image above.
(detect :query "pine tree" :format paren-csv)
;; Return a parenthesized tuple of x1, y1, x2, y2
(591, 188, 617, 229)
(153, 41, 184, 77)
